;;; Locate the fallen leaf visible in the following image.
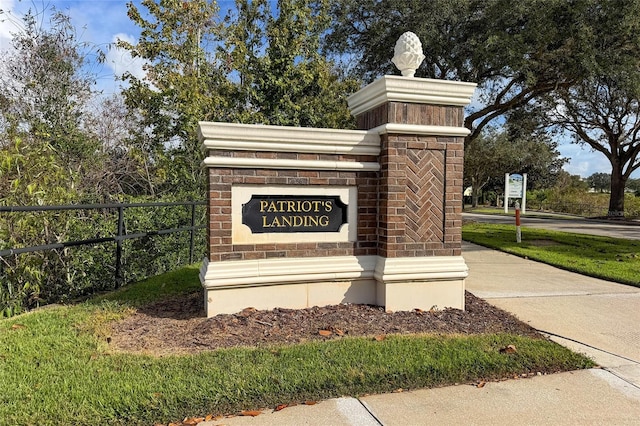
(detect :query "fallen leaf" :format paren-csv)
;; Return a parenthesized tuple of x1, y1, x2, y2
(393, 388, 404, 393)
(305, 400, 317, 405)
(499, 344, 517, 354)
(182, 417, 204, 425)
(334, 328, 345, 336)
(274, 404, 288, 411)
(373, 335, 386, 341)
(240, 410, 262, 417)
(11, 324, 26, 330)
(205, 414, 216, 421)
(318, 329, 332, 337)
(477, 381, 486, 388)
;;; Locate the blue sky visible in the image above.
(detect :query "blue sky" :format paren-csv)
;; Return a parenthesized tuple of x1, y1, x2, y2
(0, 0, 619, 179)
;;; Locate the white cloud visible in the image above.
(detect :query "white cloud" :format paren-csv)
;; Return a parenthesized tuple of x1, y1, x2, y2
(0, 0, 22, 51)
(558, 143, 611, 177)
(105, 33, 146, 81)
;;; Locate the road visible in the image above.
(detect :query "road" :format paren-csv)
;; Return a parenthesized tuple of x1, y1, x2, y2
(463, 212, 640, 240)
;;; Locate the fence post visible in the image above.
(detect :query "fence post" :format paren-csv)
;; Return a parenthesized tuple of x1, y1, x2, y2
(189, 203, 196, 264)
(115, 205, 124, 287)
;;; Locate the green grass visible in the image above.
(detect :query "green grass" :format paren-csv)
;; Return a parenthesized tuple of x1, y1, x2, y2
(463, 223, 640, 287)
(0, 266, 595, 425)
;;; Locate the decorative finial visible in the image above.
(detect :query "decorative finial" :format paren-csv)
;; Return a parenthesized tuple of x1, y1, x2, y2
(391, 32, 425, 78)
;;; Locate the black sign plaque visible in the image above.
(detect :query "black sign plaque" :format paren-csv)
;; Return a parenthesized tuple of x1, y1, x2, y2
(242, 195, 348, 233)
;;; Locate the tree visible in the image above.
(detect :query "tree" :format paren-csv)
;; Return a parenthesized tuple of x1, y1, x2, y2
(118, 0, 228, 198)
(551, 72, 640, 216)
(540, 0, 640, 216)
(587, 173, 611, 193)
(119, 0, 358, 198)
(224, 0, 358, 128)
(324, 0, 599, 143)
(0, 8, 104, 201)
(464, 128, 566, 207)
(0, 7, 114, 316)
(83, 95, 159, 198)
(626, 177, 640, 195)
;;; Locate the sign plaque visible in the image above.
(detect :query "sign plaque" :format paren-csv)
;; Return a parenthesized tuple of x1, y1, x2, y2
(507, 174, 524, 198)
(242, 195, 348, 233)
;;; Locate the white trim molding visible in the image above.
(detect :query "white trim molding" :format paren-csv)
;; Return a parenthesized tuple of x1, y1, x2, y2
(200, 255, 378, 289)
(199, 121, 381, 156)
(200, 255, 468, 316)
(348, 76, 477, 116)
(372, 123, 471, 138)
(202, 156, 380, 171)
(374, 256, 468, 283)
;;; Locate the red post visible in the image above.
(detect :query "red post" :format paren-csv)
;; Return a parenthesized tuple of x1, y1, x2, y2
(515, 201, 521, 243)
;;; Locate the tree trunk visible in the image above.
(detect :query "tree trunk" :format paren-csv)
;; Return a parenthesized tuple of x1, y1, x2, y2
(608, 162, 626, 217)
(471, 177, 480, 208)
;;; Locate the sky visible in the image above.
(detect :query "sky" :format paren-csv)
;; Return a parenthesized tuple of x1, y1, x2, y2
(0, 0, 620, 179)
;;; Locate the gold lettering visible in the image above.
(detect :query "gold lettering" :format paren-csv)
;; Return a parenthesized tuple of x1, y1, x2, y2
(293, 216, 303, 227)
(325, 200, 333, 212)
(281, 216, 293, 227)
(260, 200, 268, 212)
(262, 215, 271, 227)
(287, 200, 296, 212)
(307, 216, 319, 227)
(319, 215, 329, 226)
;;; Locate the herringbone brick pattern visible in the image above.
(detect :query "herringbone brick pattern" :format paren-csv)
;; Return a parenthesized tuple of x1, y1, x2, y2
(405, 149, 445, 243)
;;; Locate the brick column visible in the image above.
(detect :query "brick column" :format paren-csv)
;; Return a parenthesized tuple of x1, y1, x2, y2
(348, 76, 476, 311)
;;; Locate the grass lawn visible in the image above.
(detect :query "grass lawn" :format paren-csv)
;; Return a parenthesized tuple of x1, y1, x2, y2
(463, 223, 640, 287)
(0, 266, 594, 426)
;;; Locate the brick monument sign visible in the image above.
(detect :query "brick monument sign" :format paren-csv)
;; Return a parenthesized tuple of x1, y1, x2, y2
(198, 33, 476, 317)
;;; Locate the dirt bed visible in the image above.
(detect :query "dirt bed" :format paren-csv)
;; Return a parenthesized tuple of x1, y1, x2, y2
(109, 291, 542, 356)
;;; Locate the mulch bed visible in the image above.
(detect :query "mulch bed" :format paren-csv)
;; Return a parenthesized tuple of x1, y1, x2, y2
(109, 291, 542, 356)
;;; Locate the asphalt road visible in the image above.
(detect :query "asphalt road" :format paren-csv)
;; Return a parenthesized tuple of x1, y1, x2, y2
(462, 212, 640, 240)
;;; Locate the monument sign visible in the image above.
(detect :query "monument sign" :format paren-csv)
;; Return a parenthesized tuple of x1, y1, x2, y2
(198, 32, 476, 316)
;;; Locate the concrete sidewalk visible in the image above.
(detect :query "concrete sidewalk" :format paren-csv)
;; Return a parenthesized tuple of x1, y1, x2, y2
(200, 243, 640, 425)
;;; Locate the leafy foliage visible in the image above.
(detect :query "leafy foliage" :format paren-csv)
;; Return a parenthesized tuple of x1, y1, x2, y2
(587, 173, 611, 193)
(464, 128, 566, 207)
(118, 0, 358, 198)
(324, 0, 600, 142)
(550, 71, 640, 216)
(224, 0, 359, 128)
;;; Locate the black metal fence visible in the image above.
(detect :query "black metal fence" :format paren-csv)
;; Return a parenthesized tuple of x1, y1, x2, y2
(0, 201, 206, 313)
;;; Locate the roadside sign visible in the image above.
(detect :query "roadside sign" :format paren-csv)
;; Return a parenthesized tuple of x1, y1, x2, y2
(505, 173, 527, 214)
(508, 174, 524, 198)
